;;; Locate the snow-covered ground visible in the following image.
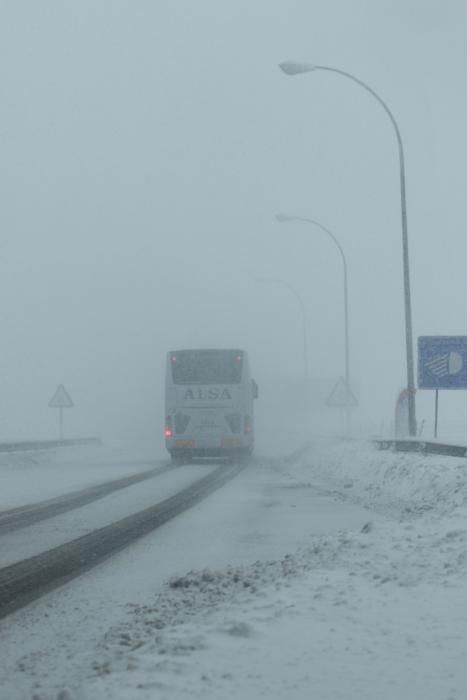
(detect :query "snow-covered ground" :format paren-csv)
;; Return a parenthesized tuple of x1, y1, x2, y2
(2, 439, 467, 699)
(0, 443, 161, 510)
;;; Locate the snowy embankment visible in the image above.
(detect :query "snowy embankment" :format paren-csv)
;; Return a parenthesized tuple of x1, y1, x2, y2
(81, 440, 467, 700)
(306, 438, 467, 516)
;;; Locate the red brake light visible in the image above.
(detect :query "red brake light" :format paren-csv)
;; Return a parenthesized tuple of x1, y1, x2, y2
(165, 416, 173, 437)
(244, 416, 252, 434)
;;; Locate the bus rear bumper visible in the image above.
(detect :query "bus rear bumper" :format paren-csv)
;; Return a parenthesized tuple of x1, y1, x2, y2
(169, 446, 252, 460)
(166, 436, 253, 461)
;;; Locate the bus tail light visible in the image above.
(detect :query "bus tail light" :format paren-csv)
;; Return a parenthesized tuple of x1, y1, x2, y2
(164, 417, 173, 438)
(244, 416, 252, 434)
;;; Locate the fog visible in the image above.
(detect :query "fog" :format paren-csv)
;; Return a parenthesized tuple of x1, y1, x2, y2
(1, 1, 466, 448)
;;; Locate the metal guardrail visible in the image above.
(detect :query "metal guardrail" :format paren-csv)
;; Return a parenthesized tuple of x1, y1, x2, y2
(0, 437, 101, 453)
(374, 438, 467, 458)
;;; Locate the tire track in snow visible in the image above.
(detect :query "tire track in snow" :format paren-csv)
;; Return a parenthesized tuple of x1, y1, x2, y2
(0, 461, 170, 535)
(0, 462, 244, 619)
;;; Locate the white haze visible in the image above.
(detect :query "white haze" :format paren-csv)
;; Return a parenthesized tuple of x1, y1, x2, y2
(1, 1, 466, 449)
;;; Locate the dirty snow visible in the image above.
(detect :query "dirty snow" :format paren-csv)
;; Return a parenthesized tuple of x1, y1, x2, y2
(2, 439, 467, 699)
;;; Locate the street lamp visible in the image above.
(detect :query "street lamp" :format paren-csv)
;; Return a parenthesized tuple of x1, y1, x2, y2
(279, 60, 416, 436)
(257, 277, 309, 414)
(276, 213, 351, 428)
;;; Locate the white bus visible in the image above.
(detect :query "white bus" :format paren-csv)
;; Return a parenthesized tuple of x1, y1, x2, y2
(165, 348, 258, 461)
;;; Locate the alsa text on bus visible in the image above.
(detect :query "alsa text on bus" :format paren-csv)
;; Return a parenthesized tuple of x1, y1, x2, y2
(183, 387, 232, 401)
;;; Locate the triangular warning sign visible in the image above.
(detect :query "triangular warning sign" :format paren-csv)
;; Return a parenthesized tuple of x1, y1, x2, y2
(326, 378, 358, 407)
(48, 384, 74, 408)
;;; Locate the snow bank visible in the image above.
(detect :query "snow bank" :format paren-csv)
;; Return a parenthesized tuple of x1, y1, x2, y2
(297, 438, 467, 516)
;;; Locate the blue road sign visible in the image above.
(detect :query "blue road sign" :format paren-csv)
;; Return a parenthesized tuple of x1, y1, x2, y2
(418, 336, 467, 389)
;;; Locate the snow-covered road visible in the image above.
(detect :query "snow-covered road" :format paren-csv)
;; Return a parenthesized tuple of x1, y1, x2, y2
(1, 439, 467, 699)
(0, 462, 214, 568)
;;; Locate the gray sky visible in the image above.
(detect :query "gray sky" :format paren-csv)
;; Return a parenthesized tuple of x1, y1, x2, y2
(1, 1, 466, 444)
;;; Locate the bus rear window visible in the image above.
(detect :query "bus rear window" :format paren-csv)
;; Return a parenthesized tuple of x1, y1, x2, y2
(171, 350, 243, 385)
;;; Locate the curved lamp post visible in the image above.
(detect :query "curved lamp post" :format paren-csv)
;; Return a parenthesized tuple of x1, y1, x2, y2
(257, 276, 309, 413)
(277, 213, 350, 427)
(279, 61, 416, 436)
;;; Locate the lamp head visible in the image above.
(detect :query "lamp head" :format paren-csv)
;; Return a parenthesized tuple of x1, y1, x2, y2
(279, 61, 316, 76)
(276, 213, 294, 223)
